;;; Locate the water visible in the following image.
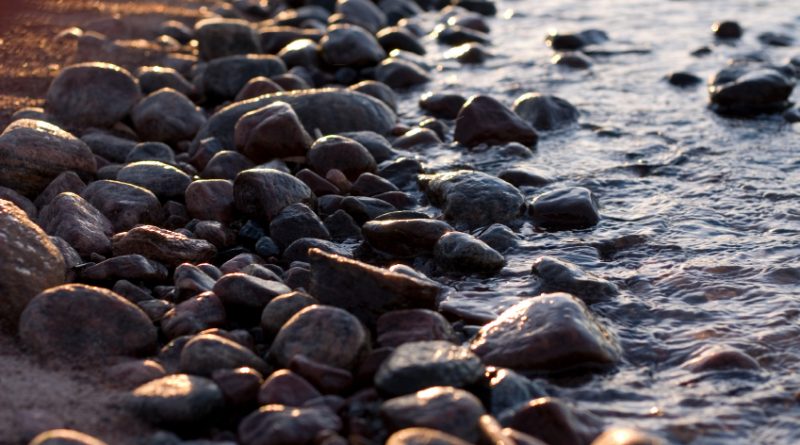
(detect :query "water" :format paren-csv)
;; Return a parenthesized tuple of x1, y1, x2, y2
(394, 1, 800, 443)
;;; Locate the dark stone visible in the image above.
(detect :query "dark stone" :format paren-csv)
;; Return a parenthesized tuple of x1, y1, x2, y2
(709, 67, 794, 116)
(161, 292, 227, 339)
(202, 150, 256, 180)
(213, 273, 292, 309)
(320, 24, 386, 67)
(129, 374, 224, 425)
(112, 225, 217, 267)
(137, 66, 194, 96)
(195, 18, 260, 60)
(212, 366, 263, 406)
(433, 232, 505, 274)
(681, 345, 760, 372)
(81, 180, 163, 232)
(81, 254, 168, 283)
(34, 171, 87, 209)
(0, 187, 36, 218)
(545, 29, 608, 50)
(336, 0, 387, 34)
(289, 354, 354, 393)
(29, 429, 109, 445)
(362, 218, 452, 257)
(451, 0, 496, 15)
(325, 209, 363, 241)
(270, 203, 330, 249)
(235, 76, 285, 101)
(269, 305, 369, 370)
(297, 169, 341, 196)
(486, 367, 548, 418)
(497, 168, 551, 188)
(125, 142, 175, 164)
(284, 238, 352, 263)
(381, 387, 485, 442)
(278, 40, 321, 70)
(173, 263, 216, 298)
(351, 172, 399, 196)
(552, 52, 592, 69)
(341, 195, 397, 222)
(712, 21, 743, 39)
(259, 26, 324, 54)
(454, 96, 537, 147)
(419, 92, 466, 119)
(308, 249, 440, 328)
(476, 224, 520, 252)
(185, 180, 235, 223)
(203, 54, 287, 101)
(470, 293, 621, 372)
(529, 187, 600, 230)
(758, 32, 794, 47)
(81, 131, 136, 163)
(377, 27, 426, 55)
(513, 93, 579, 131)
(234, 168, 315, 223)
(420, 170, 524, 229)
(443, 43, 491, 64)
(375, 58, 429, 88)
(0, 200, 65, 330)
(507, 398, 604, 445)
(116, 161, 191, 201)
(349, 81, 399, 113)
(667, 71, 702, 87)
(434, 25, 489, 46)
(386, 428, 471, 445)
(234, 101, 313, 163)
(531, 256, 617, 304)
(238, 405, 342, 445)
(258, 369, 321, 406)
(308, 136, 377, 181)
(19, 284, 157, 359)
(45, 62, 141, 129)
(260, 292, 317, 338)
(131, 88, 206, 144)
(180, 333, 269, 376)
(38, 192, 113, 258)
(0, 119, 96, 198)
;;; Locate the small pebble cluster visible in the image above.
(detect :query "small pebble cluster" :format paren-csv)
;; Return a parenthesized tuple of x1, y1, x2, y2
(0, 0, 796, 444)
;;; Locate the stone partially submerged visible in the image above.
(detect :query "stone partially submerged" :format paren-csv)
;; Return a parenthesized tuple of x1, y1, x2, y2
(709, 65, 795, 116)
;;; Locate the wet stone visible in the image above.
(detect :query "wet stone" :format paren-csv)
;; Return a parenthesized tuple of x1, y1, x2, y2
(393, 128, 441, 150)
(552, 52, 592, 69)
(309, 249, 441, 328)
(336, 0, 388, 34)
(498, 168, 552, 188)
(131, 88, 206, 144)
(284, 237, 352, 263)
(309, 136, 377, 181)
(202, 150, 256, 180)
(434, 25, 490, 46)
(352, 172, 399, 196)
(235, 76, 284, 101)
(129, 374, 224, 425)
(667, 71, 702, 87)
(297, 169, 341, 196)
(203, 54, 287, 101)
(112, 225, 217, 267)
(454, 95, 537, 147)
(0, 119, 96, 198)
(257, 369, 321, 406)
(180, 333, 269, 376)
(116, 161, 191, 201)
(531, 256, 618, 304)
(362, 218, 452, 257)
(381, 387, 486, 442)
(375, 341, 483, 397)
(529, 187, 600, 230)
(513, 93, 579, 131)
(238, 405, 342, 445)
(476, 224, 520, 252)
(234, 101, 313, 163)
(434, 231, 505, 275)
(81, 180, 163, 232)
(444, 43, 491, 64)
(349, 82, 399, 114)
(420, 170, 525, 229)
(19, 284, 157, 359)
(270, 203, 330, 249)
(234, 168, 315, 223)
(341, 195, 397, 222)
(709, 67, 794, 116)
(757, 31, 793, 47)
(213, 273, 292, 310)
(320, 24, 387, 67)
(81, 254, 168, 283)
(377, 27, 426, 55)
(269, 305, 369, 370)
(486, 367, 548, 418)
(38, 192, 113, 258)
(590, 428, 665, 445)
(0, 200, 65, 330)
(195, 18, 260, 61)
(681, 345, 760, 372)
(161, 292, 227, 339)
(507, 397, 604, 445)
(376, 58, 430, 88)
(45, 62, 141, 129)
(470, 293, 621, 372)
(419, 92, 466, 119)
(386, 428, 472, 445)
(712, 20, 743, 39)
(377, 309, 455, 348)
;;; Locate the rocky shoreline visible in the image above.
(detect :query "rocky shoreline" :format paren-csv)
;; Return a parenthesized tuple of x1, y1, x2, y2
(0, 0, 797, 444)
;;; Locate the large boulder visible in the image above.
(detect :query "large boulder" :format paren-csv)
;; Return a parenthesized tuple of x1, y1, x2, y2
(0, 200, 65, 330)
(0, 119, 96, 198)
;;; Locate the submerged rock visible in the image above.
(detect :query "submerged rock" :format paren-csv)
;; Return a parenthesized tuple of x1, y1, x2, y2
(433, 232, 505, 274)
(709, 67, 794, 116)
(529, 187, 600, 230)
(681, 345, 760, 372)
(513, 93, 580, 131)
(470, 293, 620, 372)
(531, 256, 618, 304)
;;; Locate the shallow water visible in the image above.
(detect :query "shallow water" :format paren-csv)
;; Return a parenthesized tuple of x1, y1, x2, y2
(395, 1, 800, 443)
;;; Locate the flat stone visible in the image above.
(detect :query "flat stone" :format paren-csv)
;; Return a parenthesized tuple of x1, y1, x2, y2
(81, 254, 168, 283)
(531, 256, 617, 304)
(129, 374, 224, 425)
(180, 333, 269, 376)
(363, 218, 452, 258)
(112, 225, 217, 267)
(116, 161, 192, 202)
(213, 273, 292, 309)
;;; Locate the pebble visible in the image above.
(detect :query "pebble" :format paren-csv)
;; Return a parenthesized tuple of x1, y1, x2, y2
(125, 142, 175, 164)
(320, 24, 387, 67)
(195, 89, 396, 151)
(131, 88, 206, 143)
(297, 168, 341, 196)
(377, 309, 455, 348)
(470, 293, 621, 372)
(0, 200, 65, 329)
(349, 81, 399, 113)
(325, 209, 363, 241)
(38, 192, 113, 258)
(377, 27, 426, 55)
(180, 333, 269, 376)
(105, 359, 166, 389)
(213, 273, 292, 310)
(19, 284, 157, 359)
(419, 92, 466, 119)
(185, 179, 235, 223)
(443, 43, 491, 64)
(270, 203, 330, 249)
(386, 428, 471, 445)
(234, 168, 316, 223)
(513, 93, 579, 131)
(80, 180, 163, 232)
(0, 119, 96, 198)
(529, 187, 600, 230)
(81, 131, 136, 163)
(375, 58, 430, 88)
(308, 248, 440, 328)
(375, 341, 484, 396)
(238, 405, 342, 445)
(712, 20, 743, 39)
(34, 171, 87, 209)
(309, 135, 377, 181)
(0, 187, 36, 218)
(351, 172, 399, 196)
(434, 25, 490, 46)
(195, 18, 261, 61)
(234, 101, 313, 163)
(136, 66, 194, 96)
(129, 374, 224, 425)
(681, 344, 760, 372)
(362, 218, 452, 257)
(709, 67, 794, 116)
(531, 256, 618, 304)
(454, 95, 538, 147)
(81, 254, 168, 283)
(666, 71, 702, 87)
(289, 354, 354, 393)
(236, 76, 285, 101)
(433, 231, 505, 274)
(336, 0, 388, 34)
(45, 62, 141, 129)
(161, 292, 227, 339)
(486, 367, 548, 418)
(116, 161, 191, 201)
(283, 237, 352, 263)
(420, 170, 525, 229)
(111, 225, 217, 267)
(269, 305, 369, 370)
(29, 429, 109, 445)
(476, 224, 520, 252)
(552, 51, 592, 69)
(757, 31, 793, 47)
(202, 150, 256, 180)
(381, 386, 486, 442)
(278, 40, 321, 70)
(212, 367, 263, 406)
(260, 293, 318, 339)
(507, 397, 604, 445)
(257, 369, 321, 406)
(203, 54, 287, 100)
(590, 428, 665, 445)
(545, 29, 608, 50)
(341, 195, 397, 222)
